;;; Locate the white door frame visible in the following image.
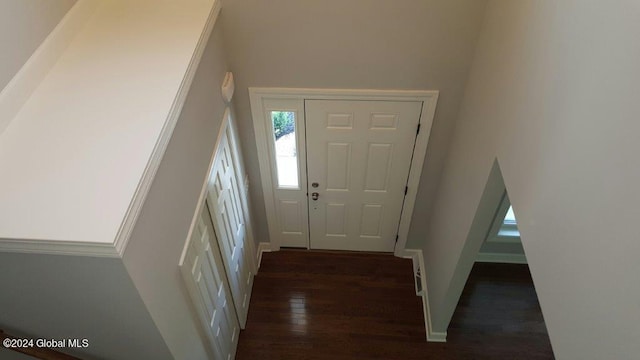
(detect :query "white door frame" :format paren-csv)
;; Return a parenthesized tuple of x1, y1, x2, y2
(249, 88, 439, 256)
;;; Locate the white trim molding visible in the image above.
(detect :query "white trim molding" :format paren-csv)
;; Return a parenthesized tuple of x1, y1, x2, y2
(0, 0, 222, 258)
(249, 88, 439, 254)
(0, 239, 119, 258)
(113, 0, 222, 257)
(476, 252, 527, 264)
(257, 242, 272, 269)
(402, 249, 448, 342)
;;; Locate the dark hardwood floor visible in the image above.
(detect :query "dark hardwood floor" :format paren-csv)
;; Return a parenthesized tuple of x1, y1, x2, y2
(236, 250, 554, 359)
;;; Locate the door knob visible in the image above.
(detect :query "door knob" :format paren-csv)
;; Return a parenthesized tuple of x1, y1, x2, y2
(311, 192, 319, 200)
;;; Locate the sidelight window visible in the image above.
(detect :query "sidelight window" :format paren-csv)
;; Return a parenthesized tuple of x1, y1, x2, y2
(271, 111, 299, 188)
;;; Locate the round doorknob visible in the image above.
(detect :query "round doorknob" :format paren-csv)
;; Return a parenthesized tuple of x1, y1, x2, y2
(311, 192, 319, 200)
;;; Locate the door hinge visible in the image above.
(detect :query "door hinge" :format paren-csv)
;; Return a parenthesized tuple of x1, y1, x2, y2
(417, 123, 421, 134)
(404, 186, 408, 195)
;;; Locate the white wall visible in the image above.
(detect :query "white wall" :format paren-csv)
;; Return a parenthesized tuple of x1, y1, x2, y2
(220, 0, 488, 246)
(478, 240, 524, 257)
(0, 0, 76, 91)
(0, 2, 178, 358)
(122, 22, 230, 360)
(478, 195, 526, 259)
(422, 1, 640, 359)
(0, 253, 172, 360)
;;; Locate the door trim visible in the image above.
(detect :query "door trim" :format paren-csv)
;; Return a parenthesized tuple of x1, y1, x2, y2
(249, 88, 439, 256)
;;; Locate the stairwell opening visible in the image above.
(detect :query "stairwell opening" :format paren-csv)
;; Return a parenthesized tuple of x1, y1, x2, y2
(446, 159, 553, 357)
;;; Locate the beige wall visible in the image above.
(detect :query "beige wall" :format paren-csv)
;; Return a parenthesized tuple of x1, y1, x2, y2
(220, 0, 488, 246)
(122, 22, 230, 360)
(0, 0, 76, 91)
(422, 1, 640, 358)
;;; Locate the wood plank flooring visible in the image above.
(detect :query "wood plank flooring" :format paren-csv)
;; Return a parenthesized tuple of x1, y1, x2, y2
(236, 250, 554, 359)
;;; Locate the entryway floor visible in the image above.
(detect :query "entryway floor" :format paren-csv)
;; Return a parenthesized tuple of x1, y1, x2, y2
(236, 250, 554, 359)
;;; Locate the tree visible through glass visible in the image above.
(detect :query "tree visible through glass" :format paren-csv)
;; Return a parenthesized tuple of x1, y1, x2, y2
(271, 111, 298, 188)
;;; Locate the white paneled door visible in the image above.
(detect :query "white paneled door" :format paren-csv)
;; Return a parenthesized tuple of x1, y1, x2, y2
(180, 201, 239, 360)
(305, 100, 422, 251)
(207, 116, 256, 328)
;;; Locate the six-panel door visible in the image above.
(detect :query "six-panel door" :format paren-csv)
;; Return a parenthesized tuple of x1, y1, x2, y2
(207, 125, 255, 327)
(181, 202, 239, 360)
(305, 100, 422, 252)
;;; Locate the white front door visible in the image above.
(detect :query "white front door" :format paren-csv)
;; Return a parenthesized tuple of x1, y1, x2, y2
(305, 100, 422, 251)
(254, 94, 425, 252)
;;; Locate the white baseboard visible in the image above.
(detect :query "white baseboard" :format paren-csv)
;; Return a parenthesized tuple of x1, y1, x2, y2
(476, 252, 527, 264)
(256, 242, 272, 269)
(402, 249, 448, 343)
(427, 330, 448, 342)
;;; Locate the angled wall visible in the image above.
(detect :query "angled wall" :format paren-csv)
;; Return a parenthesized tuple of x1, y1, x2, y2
(0, 1, 230, 359)
(422, 1, 640, 359)
(122, 21, 231, 360)
(0, 0, 76, 91)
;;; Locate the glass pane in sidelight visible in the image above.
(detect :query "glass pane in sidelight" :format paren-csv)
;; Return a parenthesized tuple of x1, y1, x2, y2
(271, 111, 299, 188)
